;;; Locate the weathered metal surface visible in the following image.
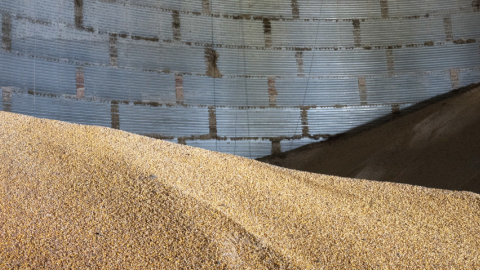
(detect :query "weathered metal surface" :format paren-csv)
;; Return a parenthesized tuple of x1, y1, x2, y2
(1, 0, 480, 158)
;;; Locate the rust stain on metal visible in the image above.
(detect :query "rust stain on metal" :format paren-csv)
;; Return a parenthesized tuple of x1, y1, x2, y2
(2, 87, 12, 112)
(208, 106, 217, 137)
(1, 14, 12, 52)
(205, 48, 223, 78)
(291, 0, 300, 19)
(109, 34, 118, 67)
(391, 104, 400, 115)
(453, 39, 477, 44)
(172, 11, 181, 41)
(386, 49, 395, 76)
(443, 16, 453, 42)
(111, 101, 120, 130)
(178, 137, 187, 145)
(263, 18, 272, 48)
(450, 69, 460, 89)
(271, 139, 282, 155)
(473, 0, 479, 10)
(268, 76, 277, 106)
(175, 74, 184, 101)
(74, 0, 84, 30)
(358, 77, 368, 105)
(131, 36, 160, 42)
(301, 107, 309, 137)
(380, 0, 389, 18)
(424, 41, 434, 46)
(352, 19, 361, 47)
(202, 0, 210, 15)
(76, 67, 85, 99)
(295, 51, 304, 77)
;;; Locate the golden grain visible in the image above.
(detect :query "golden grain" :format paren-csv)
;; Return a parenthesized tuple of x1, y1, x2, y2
(1, 112, 479, 269)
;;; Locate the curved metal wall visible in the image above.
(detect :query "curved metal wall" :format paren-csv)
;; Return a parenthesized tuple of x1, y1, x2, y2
(1, 0, 480, 158)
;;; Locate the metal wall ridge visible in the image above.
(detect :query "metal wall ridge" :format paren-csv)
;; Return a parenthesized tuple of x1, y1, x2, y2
(5, 7, 480, 53)
(100, 0, 480, 22)
(6, 87, 418, 110)
(2, 49, 479, 80)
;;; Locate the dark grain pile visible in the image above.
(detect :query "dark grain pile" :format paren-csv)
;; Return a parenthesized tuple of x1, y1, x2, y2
(260, 86, 480, 194)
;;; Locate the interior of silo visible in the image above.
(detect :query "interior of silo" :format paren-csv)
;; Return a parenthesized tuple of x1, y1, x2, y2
(1, 0, 480, 268)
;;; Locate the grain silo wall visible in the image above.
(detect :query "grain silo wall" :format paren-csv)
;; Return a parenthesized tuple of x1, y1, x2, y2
(1, 0, 480, 158)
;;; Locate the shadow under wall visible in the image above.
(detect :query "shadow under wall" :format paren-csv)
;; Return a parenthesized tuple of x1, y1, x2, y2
(258, 82, 480, 194)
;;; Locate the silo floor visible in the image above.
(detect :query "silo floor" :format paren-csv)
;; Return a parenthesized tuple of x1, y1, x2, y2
(260, 85, 480, 194)
(1, 111, 480, 268)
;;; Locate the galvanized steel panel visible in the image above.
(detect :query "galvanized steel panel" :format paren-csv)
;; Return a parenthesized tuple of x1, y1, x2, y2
(458, 69, 480, 87)
(216, 107, 301, 137)
(119, 104, 210, 136)
(210, 0, 292, 17)
(129, 0, 204, 13)
(0, 0, 74, 25)
(361, 17, 446, 46)
(271, 20, 355, 48)
(308, 106, 392, 135)
(84, 66, 177, 102)
(302, 49, 389, 76)
(393, 43, 480, 73)
(10, 93, 112, 127)
(275, 77, 361, 106)
(451, 12, 480, 40)
(182, 76, 270, 107)
(295, 0, 382, 19)
(217, 49, 299, 77)
(365, 73, 452, 104)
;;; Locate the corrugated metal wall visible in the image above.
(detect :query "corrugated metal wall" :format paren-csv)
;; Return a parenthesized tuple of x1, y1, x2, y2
(1, 0, 480, 158)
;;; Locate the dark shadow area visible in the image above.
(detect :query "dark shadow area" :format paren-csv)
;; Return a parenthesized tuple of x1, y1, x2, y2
(259, 82, 480, 194)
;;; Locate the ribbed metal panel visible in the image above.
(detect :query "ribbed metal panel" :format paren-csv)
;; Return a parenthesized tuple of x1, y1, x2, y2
(1, 0, 480, 158)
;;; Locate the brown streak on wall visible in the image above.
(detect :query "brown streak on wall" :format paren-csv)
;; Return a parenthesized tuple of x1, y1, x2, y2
(109, 35, 118, 67)
(2, 87, 12, 112)
(380, 0, 389, 19)
(76, 67, 85, 99)
(386, 49, 395, 76)
(172, 11, 181, 41)
(268, 76, 277, 106)
(291, 0, 300, 19)
(205, 48, 223, 78)
(301, 107, 309, 137)
(391, 104, 400, 116)
(358, 77, 368, 105)
(1, 14, 12, 52)
(263, 18, 272, 48)
(111, 101, 120, 129)
(178, 138, 187, 145)
(202, 0, 210, 15)
(443, 16, 453, 42)
(473, 0, 480, 10)
(175, 74, 184, 101)
(74, 0, 84, 30)
(271, 139, 282, 155)
(352, 19, 361, 47)
(208, 106, 217, 137)
(450, 69, 460, 90)
(295, 51, 304, 76)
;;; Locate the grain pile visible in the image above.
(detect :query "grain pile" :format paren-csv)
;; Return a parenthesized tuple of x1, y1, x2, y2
(260, 86, 480, 194)
(1, 112, 480, 269)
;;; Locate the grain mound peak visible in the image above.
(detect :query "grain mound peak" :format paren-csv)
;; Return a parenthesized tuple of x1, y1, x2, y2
(1, 112, 480, 269)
